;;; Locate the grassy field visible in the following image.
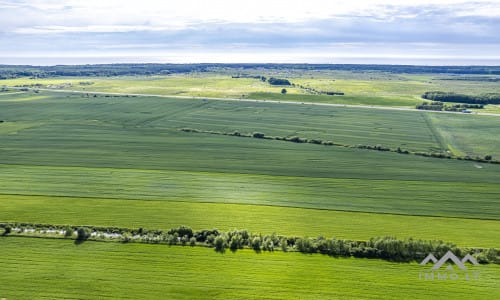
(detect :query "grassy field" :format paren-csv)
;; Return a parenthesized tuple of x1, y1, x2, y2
(1, 195, 499, 248)
(1, 75, 500, 298)
(427, 113, 500, 157)
(1, 93, 500, 221)
(1, 91, 499, 251)
(0, 237, 498, 300)
(0, 163, 499, 220)
(1, 71, 499, 109)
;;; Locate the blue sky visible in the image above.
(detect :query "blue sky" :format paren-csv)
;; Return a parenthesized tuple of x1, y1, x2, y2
(1, 0, 500, 65)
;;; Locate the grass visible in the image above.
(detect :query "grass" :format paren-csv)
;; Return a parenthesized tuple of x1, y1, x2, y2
(1, 195, 499, 248)
(0, 237, 498, 300)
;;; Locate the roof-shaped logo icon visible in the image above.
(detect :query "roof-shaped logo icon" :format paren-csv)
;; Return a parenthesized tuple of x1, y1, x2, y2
(420, 251, 479, 270)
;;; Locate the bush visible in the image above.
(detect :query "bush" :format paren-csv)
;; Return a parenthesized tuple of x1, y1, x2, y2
(214, 235, 227, 252)
(189, 237, 197, 247)
(251, 236, 262, 251)
(64, 226, 73, 237)
(262, 237, 274, 251)
(280, 238, 288, 252)
(121, 233, 132, 243)
(253, 132, 265, 139)
(168, 225, 193, 238)
(3, 225, 12, 235)
(76, 227, 91, 241)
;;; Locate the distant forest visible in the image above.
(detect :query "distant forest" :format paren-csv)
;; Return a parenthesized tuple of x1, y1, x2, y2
(1, 64, 500, 79)
(422, 91, 500, 105)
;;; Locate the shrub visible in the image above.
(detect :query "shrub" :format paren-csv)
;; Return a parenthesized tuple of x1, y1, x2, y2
(76, 227, 91, 241)
(121, 233, 132, 243)
(168, 226, 193, 238)
(214, 235, 227, 252)
(64, 226, 73, 237)
(189, 237, 197, 247)
(3, 225, 12, 235)
(251, 236, 262, 251)
(253, 132, 265, 139)
(262, 237, 274, 251)
(280, 238, 288, 252)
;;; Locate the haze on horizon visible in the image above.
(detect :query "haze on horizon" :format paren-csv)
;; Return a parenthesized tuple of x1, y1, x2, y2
(1, 0, 500, 65)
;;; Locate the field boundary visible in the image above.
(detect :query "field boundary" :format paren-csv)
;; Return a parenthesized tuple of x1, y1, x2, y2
(2, 223, 497, 264)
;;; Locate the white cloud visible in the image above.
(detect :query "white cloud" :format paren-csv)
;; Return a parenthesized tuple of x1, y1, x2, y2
(3, 0, 499, 33)
(1, 0, 499, 64)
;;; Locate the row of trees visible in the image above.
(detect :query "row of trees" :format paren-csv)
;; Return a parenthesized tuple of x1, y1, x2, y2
(422, 91, 500, 105)
(180, 128, 498, 164)
(416, 101, 484, 111)
(2, 223, 498, 264)
(267, 77, 291, 86)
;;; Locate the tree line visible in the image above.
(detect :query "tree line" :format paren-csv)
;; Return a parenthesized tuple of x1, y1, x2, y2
(422, 91, 500, 105)
(179, 128, 498, 164)
(1, 223, 497, 264)
(416, 101, 484, 111)
(2, 64, 499, 79)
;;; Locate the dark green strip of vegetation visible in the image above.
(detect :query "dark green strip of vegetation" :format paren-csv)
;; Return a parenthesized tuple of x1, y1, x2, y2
(422, 91, 500, 105)
(416, 101, 483, 111)
(179, 128, 498, 164)
(1, 223, 498, 264)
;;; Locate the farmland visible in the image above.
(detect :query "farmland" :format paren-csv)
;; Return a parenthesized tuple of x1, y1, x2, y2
(2, 69, 500, 108)
(0, 237, 498, 300)
(1, 69, 500, 299)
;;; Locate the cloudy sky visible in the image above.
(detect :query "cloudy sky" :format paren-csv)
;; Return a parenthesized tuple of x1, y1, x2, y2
(1, 0, 499, 65)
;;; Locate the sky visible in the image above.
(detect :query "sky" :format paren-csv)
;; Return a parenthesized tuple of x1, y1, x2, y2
(1, 0, 500, 65)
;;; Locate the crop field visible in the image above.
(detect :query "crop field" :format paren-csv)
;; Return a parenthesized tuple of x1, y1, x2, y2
(0, 237, 498, 300)
(2, 195, 499, 248)
(0, 92, 499, 219)
(1, 75, 499, 299)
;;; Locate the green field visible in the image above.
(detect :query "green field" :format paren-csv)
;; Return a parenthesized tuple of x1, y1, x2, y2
(2, 71, 499, 108)
(2, 195, 499, 248)
(1, 91, 500, 246)
(0, 237, 498, 300)
(1, 82, 499, 299)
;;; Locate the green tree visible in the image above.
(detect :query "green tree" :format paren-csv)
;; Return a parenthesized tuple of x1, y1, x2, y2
(64, 226, 73, 238)
(3, 225, 12, 235)
(251, 236, 262, 251)
(214, 235, 227, 252)
(76, 227, 91, 241)
(281, 88, 287, 94)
